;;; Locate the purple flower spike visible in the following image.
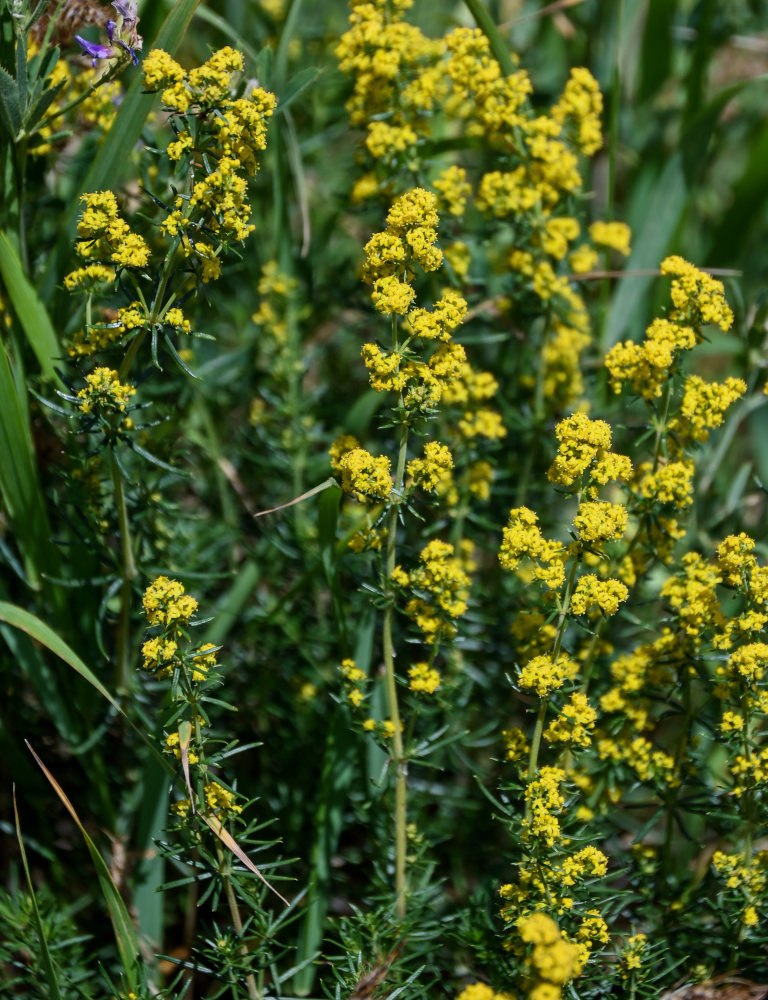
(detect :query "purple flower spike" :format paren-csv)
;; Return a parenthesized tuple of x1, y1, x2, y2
(75, 35, 114, 65)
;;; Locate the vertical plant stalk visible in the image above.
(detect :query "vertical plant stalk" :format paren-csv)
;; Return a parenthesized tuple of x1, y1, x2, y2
(216, 842, 261, 1000)
(524, 550, 580, 816)
(382, 316, 410, 919)
(111, 450, 138, 689)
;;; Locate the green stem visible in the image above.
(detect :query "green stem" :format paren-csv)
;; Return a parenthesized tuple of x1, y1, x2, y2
(110, 448, 138, 689)
(382, 315, 410, 919)
(217, 842, 261, 1000)
(652, 378, 673, 472)
(526, 699, 548, 788)
(462, 0, 516, 76)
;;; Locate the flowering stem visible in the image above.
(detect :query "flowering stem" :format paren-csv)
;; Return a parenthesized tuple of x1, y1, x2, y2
(524, 552, 579, 814)
(552, 551, 580, 663)
(382, 315, 409, 920)
(216, 841, 261, 1000)
(110, 448, 137, 689)
(526, 699, 549, 789)
(652, 378, 673, 472)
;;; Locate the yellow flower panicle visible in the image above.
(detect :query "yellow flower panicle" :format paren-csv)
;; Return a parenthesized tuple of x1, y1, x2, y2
(661, 255, 734, 331)
(408, 661, 441, 694)
(337, 447, 393, 502)
(500, 507, 566, 590)
(77, 367, 136, 415)
(76, 191, 150, 269)
(142, 576, 199, 628)
(407, 441, 453, 491)
(547, 412, 632, 489)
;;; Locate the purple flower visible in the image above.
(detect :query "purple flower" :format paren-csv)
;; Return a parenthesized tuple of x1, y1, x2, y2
(75, 35, 115, 66)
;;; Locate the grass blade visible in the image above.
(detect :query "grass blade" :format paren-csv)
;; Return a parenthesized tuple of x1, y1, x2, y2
(0, 344, 58, 588)
(0, 601, 172, 771)
(12, 788, 63, 1000)
(0, 231, 63, 385)
(26, 742, 145, 994)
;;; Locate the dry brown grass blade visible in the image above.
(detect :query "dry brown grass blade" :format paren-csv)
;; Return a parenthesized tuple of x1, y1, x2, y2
(201, 812, 290, 906)
(178, 719, 195, 812)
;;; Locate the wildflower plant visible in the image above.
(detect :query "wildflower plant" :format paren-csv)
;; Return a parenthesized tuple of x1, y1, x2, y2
(4, 2, 768, 999)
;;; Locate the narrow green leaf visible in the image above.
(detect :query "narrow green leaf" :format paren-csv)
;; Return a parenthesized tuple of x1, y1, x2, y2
(639, 0, 673, 101)
(0, 346, 57, 587)
(40, 0, 203, 301)
(462, 0, 515, 76)
(13, 790, 62, 1000)
(0, 601, 172, 772)
(0, 230, 63, 385)
(27, 743, 145, 994)
(0, 601, 119, 707)
(278, 66, 321, 113)
(203, 560, 260, 648)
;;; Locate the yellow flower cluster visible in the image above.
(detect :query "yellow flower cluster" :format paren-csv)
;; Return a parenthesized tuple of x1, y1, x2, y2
(551, 67, 604, 156)
(63, 264, 116, 292)
(637, 459, 694, 509)
(439, 361, 507, 442)
(730, 748, 768, 797)
(340, 657, 367, 708)
(499, 508, 565, 590)
(607, 257, 736, 413)
(77, 367, 136, 416)
(660, 255, 734, 331)
(204, 781, 243, 816)
(403, 539, 471, 643)
(605, 317, 696, 401)
(619, 934, 647, 981)
(333, 444, 393, 503)
(597, 733, 675, 785)
(660, 552, 724, 639)
(76, 191, 150, 270)
(569, 574, 628, 617)
(543, 692, 597, 747)
(408, 661, 441, 694)
(502, 726, 530, 763)
(523, 767, 566, 846)
(670, 374, 746, 448)
(711, 851, 768, 928)
(455, 983, 514, 1000)
(142, 576, 199, 628)
(573, 501, 627, 545)
(588, 220, 631, 256)
(517, 911, 580, 1000)
(407, 441, 453, 491)
(142, 47, 275, 271)
(519, 654, 579, 699)
(140, 580, 211, 684)
(547, 412, 632, 490)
